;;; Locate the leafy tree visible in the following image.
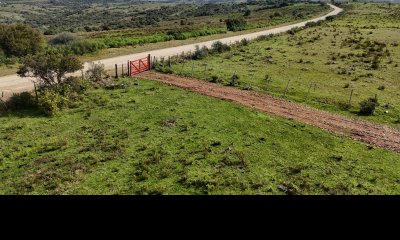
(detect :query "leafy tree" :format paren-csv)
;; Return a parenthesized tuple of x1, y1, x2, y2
(0, 23, 44, 57)
(17, 52, 83, 90)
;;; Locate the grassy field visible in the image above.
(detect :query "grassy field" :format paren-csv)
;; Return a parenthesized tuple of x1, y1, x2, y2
(0, 78, 399, 195)
(168, 3, 400, 127)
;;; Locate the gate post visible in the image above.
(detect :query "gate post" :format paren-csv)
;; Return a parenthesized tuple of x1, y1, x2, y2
(128, 61, 131, 77)
(148, 54, 151, 70)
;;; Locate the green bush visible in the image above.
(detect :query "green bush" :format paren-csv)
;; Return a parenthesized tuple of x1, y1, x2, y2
(62, 76, 90, 94)
(211, 41, 231, 54)
(359, 96, 379, 116)
(225, 17, 247, 31)
(6, 92, 36, 110)
(192, 45, 209, 60)
(38, 89, 68, 116)
(0, 23, 44, 57)
(230, 73, 240, 86)
(155, 65, 173, 74)
(85, 62, 110, 87)
(49, 32, 77, 45)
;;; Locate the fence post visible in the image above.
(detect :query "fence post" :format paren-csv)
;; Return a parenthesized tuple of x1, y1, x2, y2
(115, 64, 118, 78)
(203, 63, 207, 79)
(306, 82, 313, 99)
(122, 64, 124, 76)
(180, 61, 185, 75)
(283, 80, 291, 97)
(128, 61, 131, 77)
(139, 59, 141, 73)
(191, 63, 194, 78)
(348, 89, 354, 106)
(148, 54, 151, 70)
(168, 56, 171, 67)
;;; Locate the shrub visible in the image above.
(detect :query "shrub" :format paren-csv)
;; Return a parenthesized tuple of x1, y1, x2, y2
(85, 62, 110, 87)
(210, 41, 230, 54)
(155, 65, 173, 74)
(210, 75, 220, 83)
(239, 38, 249, 46)
(0, 23, 44, 57)
(305, 21, 318, 28)
(359, 96, 379, 116)
(192, 45, 209, 60)
(6, 92, 36, 110)
(230, 73, 239, 86)
(49, 32, 77, 45)
(63, 76, 90, 94)
(68, 40, 106, 55)
(326, 15, 335, 21)
(225, 17, 247, 31)
(38, 89, 68, 116)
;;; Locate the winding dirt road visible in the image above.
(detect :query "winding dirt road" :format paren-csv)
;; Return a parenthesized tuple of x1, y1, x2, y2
(139, 71, 400, 153)
(0, 4, 342, 99)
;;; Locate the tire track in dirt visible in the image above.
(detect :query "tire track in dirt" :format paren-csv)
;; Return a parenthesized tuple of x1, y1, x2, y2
(139, 71, 400, 153)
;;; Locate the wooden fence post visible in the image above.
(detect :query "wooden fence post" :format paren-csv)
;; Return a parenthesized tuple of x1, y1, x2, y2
(115, 64, 118, 78)
(348, 89, 354, 106)
(148, 54, 151, 70)
(283, 80, 291, 97)
(180, 61, 185, 75)
(127, 61, 130, 76)
(306, 82, 313, 99)
(122, 64, 124, 76)
(168, 56, 171, 67)
(203, 63, 207, 79)
(191, 63, 194, 78)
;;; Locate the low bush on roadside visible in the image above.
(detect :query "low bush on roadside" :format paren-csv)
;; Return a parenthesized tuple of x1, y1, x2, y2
(85, 62, 111, 88)
(6, 92, 36, 110)
(210, 41, 231, 54)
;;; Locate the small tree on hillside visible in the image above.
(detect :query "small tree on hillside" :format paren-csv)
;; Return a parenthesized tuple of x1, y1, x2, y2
(17, 52, 83, 90)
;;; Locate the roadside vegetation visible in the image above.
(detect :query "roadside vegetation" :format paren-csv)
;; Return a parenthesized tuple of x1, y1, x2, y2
(165, 2, 400, 127)
(0, 0, 330, 72)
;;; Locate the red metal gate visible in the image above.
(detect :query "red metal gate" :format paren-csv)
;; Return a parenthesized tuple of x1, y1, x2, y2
(130, 54, 151, 76)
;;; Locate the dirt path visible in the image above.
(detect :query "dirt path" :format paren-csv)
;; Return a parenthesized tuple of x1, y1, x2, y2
(0, 4, 342, 100)
(139, 71, 400, 153)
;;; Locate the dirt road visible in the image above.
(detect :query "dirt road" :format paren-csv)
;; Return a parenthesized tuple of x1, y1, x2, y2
(139, 71, 400, 153)
(0, 4, 342, 99)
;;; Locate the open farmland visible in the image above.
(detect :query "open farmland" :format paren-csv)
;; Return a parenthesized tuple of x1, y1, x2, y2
(1, 78, 399, 194)
(167, 2, 400, 127)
